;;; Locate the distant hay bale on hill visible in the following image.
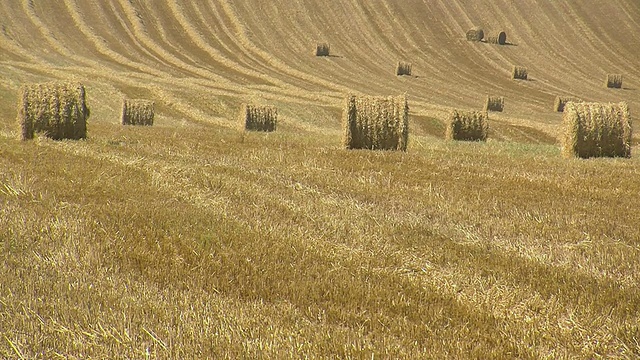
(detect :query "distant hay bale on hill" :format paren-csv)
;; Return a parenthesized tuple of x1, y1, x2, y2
(486, 31, 507, 45)
(240, 104, 277, 132)
(445, 109, 488, 141)
(17, 82, 89, 141)
(466, 27, 484, 42)
(122, 99, 154, 126)
(315, 43, 330, 57)
(561, 101, 631, 158)
(396, 61, 412, 76)
(605, 74, 623, 89)
(512, 66, 528, 80)
(485, 96, 504, 112)
(342, 94, 409, 151)
(554, 96, 580, 112)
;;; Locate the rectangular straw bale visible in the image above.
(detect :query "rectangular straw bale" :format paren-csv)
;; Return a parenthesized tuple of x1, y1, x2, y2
(605, 74, 623, 89)
(485, 96, 504, 112)
(561, 102, 631, 158)
(512, 66, 528, 80)
(17, 82, 89, 140)
(342, 94, 409, 151)
(396, 61, 412, 76)
(445, 110, 488, 141)
(241, 104, 277, 132)
(122, 99, 154, 126)
(554, 96, 580, 112)
(315, 43, 330, 56)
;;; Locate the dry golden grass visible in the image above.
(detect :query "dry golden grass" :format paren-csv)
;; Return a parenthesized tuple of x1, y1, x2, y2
(485, 96, 505, 112)
(17, 82, 89, 140)
(2, 0, 640, 358)
(512, 66, 528, 80)
(561, 101, 632, 158)
(342, 94, 409, 151)
(1, 116, 639, 359)
(122, 99, 154, 126)
(445, 109, 488, 141)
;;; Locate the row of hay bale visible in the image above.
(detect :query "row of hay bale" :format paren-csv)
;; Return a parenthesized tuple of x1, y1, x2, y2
(441, 101, 631, 159)
(16, 81, 278, 141)
(15, 82, 631, 160)
(316, 42, 414, 77)
(342, 94, 631, 160)
(466, 27, 507, 45)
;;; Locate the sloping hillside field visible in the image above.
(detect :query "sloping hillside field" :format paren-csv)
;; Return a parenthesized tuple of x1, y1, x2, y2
(1, 0, 639, 358)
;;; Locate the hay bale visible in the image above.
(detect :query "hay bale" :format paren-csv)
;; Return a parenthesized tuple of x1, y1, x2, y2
(315, 43, 330, 56)
(396, 61, 412, 76)
(122, 99, 154, 126)
(605, 74, 623, 89)
(17, 82, 89, 141)
(240, 104, 277, 132)
(512, 66, 528, 80)
(561, 102, 631, 158)
(554, 96, 580, 112)
(486, 31, 507, 45)
(445, 110, 488, 141)
(485, 96, 504, 112)
(466, 27, 484, 42)
(342, 94, 409, 151)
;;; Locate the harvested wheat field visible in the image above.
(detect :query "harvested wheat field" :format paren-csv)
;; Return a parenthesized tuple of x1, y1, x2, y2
(1, 0, 639, 358)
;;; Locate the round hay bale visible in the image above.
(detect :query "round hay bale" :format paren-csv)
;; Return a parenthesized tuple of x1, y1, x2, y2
(17, 82, 89, 141)
(466, 27, 484, 42)
(561, 102, 631, 158)
(497, 31, 507, 45)
(122, 99, 155, 126)
(240, 104, 277, 132)
(342, 94, 409, 151)
(445, 110, 488, 141)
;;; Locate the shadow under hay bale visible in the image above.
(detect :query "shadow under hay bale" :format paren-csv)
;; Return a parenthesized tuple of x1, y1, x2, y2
(485, 96, 504, 112)
(561, 102, 631, 159)
(315, 43, 330, 57)
(17, 82, 89, 141)
(396, 61, 412, 76)
(122, 99, 154, 126)
(342, 94, 409, 151)
(486, 31, 507, 45)
(512, 66, 528, 80)
(554, 96, 580, 112)
(605, 74, 623, 89)
(466, 27, 484, 42)
(445, 110, 488, 142)
(241, 104, 277, 132)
